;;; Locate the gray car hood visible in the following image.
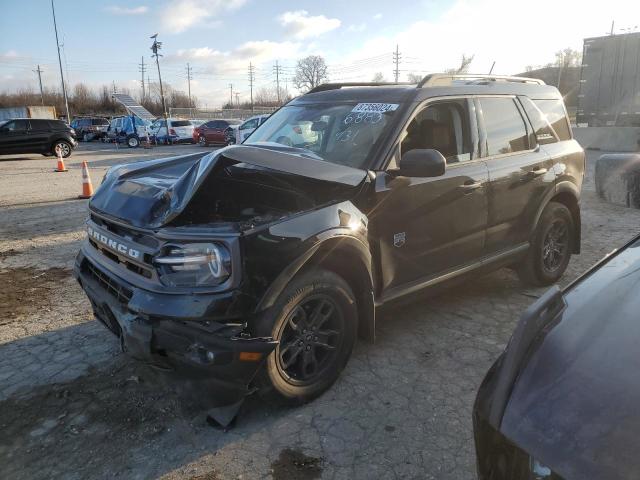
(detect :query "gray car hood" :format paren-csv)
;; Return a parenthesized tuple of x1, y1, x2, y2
(89, 144, 367, 229)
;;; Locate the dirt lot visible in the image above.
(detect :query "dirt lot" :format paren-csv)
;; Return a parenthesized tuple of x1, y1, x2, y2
(1, 143, 638, 479)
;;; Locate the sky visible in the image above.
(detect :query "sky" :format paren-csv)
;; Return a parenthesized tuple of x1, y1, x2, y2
(1, 0, 639, 108)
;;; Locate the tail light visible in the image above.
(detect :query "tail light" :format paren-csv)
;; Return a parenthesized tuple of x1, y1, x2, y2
(169, 128, 176, 135)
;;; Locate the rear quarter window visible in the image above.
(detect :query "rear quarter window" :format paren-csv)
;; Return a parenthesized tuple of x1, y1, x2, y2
(532, 99, 571, 141)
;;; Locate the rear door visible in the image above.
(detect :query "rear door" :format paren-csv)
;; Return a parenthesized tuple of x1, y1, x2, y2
(477, 96, 556, 255)
(28, 119, 51, 150)
(170, 120, 194, 140)
(206, 120, 226, 143)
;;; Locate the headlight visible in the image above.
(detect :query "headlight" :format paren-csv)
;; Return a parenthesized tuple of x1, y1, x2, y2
(154, 243, 231, 287)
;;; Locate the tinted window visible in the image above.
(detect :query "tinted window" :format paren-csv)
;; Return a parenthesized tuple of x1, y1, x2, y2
(30, 119, 48, 129)
(520, 97, 557, 145)
(480, 98, 528, 156)
(401, 99, 472, 164)
(171, 120, 192, 127)
(2, 120, 29, 131)
(92, 118, 109, 125)
(533, 99, 571, 141)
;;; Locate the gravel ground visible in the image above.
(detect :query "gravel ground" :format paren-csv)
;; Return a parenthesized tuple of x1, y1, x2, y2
(0, 144, 638, 480)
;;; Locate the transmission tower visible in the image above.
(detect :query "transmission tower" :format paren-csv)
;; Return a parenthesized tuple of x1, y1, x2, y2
(393, 45, 402, 82)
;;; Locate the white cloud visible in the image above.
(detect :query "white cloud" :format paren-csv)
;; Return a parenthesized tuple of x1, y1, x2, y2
(105, 5, 149, 15)
(160, 0, 246, 34)
(278, 10, 341, 39)
(1, 50, 19, 59)
(347, 23, 367, 33)
(373, 13, 383, 20)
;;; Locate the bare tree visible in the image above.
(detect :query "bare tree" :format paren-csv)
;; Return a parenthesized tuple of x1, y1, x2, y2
(406, 73, 423, 83)
(555, 48, 581, 68)
(294, 55, 329, 92)
(445, 54, 475, 74)
(372, 72, 386, 82)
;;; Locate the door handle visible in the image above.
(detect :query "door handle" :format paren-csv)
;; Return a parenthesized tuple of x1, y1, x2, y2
(460, 180, 482, 193)
(529, 167, 547, 176)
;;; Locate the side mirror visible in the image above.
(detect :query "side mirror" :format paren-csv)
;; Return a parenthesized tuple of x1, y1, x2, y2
(399, 149, 446, 177)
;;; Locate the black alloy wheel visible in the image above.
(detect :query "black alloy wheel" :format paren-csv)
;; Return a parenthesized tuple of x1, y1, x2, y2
(276, 294, 344, 386)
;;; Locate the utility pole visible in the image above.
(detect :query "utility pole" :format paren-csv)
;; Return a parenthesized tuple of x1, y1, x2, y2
(51, 0, 70, 122)
(150, 34, 168, 123)
(234, 92, 240, 107)
(248, 62, 255, 112)
(229, 83, 233, 107)
(139, 56, 146, 101)
(34, 65, 44, 106)
(393, 44, 401, 83)
(112, 80, 116, 93)
(273, 60, 283, 104)
(186, 63, 193, 107)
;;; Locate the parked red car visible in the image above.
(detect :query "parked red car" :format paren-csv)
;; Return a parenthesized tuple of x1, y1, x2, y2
(193, 119, 241, 146)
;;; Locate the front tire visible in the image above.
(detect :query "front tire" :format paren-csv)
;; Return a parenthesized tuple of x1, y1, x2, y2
(255, 268, 357, 402)
(198, 135, 207, 146)
(517, 201, 574, 286)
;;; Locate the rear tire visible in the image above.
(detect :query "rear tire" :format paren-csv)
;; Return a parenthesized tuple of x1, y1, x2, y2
(255, 268, 357, 403)
(517, 201, 574, 286)
(126, 135, 140, 148)
(51, 140, 72, 158)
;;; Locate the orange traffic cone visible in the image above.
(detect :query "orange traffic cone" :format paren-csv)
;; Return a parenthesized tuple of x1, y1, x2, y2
(78, 161, 94, 199)
(54, 147, 68, 172)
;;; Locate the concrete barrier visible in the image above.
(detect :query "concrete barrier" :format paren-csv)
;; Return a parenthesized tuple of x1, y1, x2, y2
(595, 154, 640, 208)
(573, 127, 640, 152)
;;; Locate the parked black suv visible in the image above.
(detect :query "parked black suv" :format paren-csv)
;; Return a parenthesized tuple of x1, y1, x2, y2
(70, 116, 110, 141)
(74, 74, 584, 423)
(0, 118, 76, 157)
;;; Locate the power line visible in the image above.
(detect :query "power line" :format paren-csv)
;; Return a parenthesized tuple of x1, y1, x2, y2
(273, 60, 284, 104)
(51, 0, 70, 122)
(248, 62, 255, 112)
(33, 65, 44, 106)
(186, 62, 193, 107)
(150, 34, 168, 123)
(139, 56, 146, 101)
(393, 44, 402, 82)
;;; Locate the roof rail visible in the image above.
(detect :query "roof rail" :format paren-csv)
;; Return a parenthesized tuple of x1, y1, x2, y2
(308, 82, 414, 94)
(417, 74, 545, 88)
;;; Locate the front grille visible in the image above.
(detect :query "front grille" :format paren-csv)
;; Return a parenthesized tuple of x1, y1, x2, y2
(84, 260, 133, 304)
(88, 238, 153, 279)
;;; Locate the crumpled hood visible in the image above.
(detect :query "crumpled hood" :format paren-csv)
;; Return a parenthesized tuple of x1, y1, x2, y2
(89, 145, 368, 229)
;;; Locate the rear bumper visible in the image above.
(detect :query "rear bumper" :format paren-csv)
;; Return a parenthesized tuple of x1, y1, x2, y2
(73, 250, 277, 403)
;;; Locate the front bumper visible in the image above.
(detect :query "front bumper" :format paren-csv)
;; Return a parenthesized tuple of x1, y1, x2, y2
(73, 250, 277, 405)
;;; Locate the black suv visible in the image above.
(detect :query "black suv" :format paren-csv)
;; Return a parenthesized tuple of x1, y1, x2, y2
(0, 118, 76, 157)
(70, 117, 110, 141)
(74, 74, 584, 422)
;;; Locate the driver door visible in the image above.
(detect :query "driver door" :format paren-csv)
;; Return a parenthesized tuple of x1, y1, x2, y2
(0, 119, 30, 153)
(368, 98, 489, 296)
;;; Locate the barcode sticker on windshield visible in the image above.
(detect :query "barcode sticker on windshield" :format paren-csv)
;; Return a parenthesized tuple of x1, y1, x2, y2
(351, 103, 399, 113)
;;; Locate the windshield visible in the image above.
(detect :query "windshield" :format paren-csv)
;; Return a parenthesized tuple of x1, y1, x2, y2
(245, 103, 402, 169)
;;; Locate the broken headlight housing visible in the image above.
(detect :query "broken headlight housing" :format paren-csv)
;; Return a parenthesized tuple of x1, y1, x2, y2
(154, 243, 231, 287)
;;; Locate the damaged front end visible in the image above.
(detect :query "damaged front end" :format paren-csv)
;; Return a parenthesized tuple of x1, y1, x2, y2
(74, 145, 368, 425)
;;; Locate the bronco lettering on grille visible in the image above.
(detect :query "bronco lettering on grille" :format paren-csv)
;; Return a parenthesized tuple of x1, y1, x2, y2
(87, 226, 140, 260)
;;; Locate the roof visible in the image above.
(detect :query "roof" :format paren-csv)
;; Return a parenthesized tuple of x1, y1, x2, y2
(291, 74, 560, 105)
